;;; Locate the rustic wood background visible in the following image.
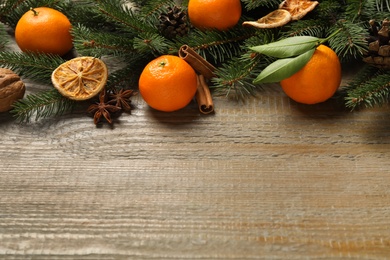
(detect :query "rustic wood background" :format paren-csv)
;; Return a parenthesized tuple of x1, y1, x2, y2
(1, 27, 390, 259)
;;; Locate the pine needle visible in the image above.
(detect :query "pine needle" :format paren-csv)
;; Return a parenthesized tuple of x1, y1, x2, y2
(376, 0, 390, 11)
(0, 23, 8, 50)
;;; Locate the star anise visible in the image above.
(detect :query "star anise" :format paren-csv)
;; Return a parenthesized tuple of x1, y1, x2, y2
(87, 89, 121, 125)
(108, 88, 137, 112)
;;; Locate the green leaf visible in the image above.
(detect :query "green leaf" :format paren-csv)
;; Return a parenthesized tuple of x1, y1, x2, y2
(250, 36, 320, 58)
(253, 48, 316, 84)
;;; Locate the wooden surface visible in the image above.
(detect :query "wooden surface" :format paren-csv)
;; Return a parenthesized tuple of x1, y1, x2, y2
(1, 35, 390, 260)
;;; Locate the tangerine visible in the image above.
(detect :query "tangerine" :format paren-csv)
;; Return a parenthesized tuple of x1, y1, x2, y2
(15, 7, 73, 56)
(280, 44, 341, 104)
(188, 0, 242, 31)
(138, 55, 198, 112)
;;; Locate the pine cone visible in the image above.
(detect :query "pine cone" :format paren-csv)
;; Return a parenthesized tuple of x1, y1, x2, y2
(158, 6, 189, 39)
(363, 18, 390, 69)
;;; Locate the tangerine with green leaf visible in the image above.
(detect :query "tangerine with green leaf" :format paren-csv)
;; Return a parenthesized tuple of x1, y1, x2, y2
(139, 55, 198, 112)
(280, 44, 341, 104)
(15, 7, 73, 56)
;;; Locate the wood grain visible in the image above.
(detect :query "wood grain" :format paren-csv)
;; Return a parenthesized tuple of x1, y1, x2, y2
(1, 30, 390, 259)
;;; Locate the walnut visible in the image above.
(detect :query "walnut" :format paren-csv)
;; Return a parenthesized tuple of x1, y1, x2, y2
(0, 68, 26, 112)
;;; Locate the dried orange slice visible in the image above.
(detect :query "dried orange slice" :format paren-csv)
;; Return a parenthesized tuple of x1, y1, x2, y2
(242, 9, 292, 29)
(51, 56, 108, 101)
(279, 0, 319, 20)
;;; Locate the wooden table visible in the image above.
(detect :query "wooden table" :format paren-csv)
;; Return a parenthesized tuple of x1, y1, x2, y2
(1, 35, 390, 259)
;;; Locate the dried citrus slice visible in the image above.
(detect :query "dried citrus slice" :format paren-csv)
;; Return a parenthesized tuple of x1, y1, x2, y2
(279, 0, 319, 20)
(242, 9, 292, 29)
(51, 56, 108, 101)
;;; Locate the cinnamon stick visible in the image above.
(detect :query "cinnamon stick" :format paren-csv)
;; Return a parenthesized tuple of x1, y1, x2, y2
(195, 74, 214, 114)
(178, 45, 216, 80)
(178, 45, 215, 114)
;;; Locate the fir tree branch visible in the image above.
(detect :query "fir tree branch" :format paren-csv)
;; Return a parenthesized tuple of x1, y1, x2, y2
(327, 20, 368, 62)
(0, 23, 9, 50)
(58, 0, 118, 32)
(133, 32, 171, 56)
(175, 24, 257, 64)
(93, 0, 156, 34)
(140, 0, 176, 22)
(344, 0, 376, 21)
(283, 20, 327, 38)
(345, 68, 390, 110)
(211, 53, 265, 100)
(72, 24, 136, 57)
(0, 51, 65, 84)
(313, 0, 345, 22)
(376, 0, 390, 11)
(11, 89, 76, 122)
(241, 0, 279, 10)
(210, 33, 276, 100)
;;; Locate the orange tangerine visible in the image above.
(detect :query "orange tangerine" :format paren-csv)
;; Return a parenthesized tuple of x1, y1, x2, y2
(188, 0, 242, 31)
(280, 45, 341, 104)
(139, 55, 198, 112)
(15, 7, 73, 56)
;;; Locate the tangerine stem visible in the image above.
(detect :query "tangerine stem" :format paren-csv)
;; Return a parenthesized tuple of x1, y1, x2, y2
(319, 28, 342, 44)
(30, 7, 39, 16)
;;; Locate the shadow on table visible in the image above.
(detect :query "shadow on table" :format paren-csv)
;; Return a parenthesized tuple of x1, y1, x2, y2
(144, 100, 211, 127)
(0, 111, 16, 124)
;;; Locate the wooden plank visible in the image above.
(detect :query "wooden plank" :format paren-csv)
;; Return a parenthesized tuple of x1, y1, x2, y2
(1, 22, 390, 260)
(1, 91, 390, 258)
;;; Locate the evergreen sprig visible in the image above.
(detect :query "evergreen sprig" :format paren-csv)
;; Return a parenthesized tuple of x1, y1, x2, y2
(0, 23, 8, 50)
(133, 31, 171, 56)
(282, 19, 326, 38)
(175, 23, 257, 64)
(211, 53, 265, 99)
(138, 0, 176, 24)
(241, 0, 279, 10)
(0, 51, 65, 84)
(344, 67, 390, 110)
(344, 0, 375, 21)
(211, 30, 276, 99)
(11, 89, 76, 122)
(93, 0, 156, 34)
(327, 20, 368, 62)
(72, 24, 136, 57)
(376, 0, 390, 12)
